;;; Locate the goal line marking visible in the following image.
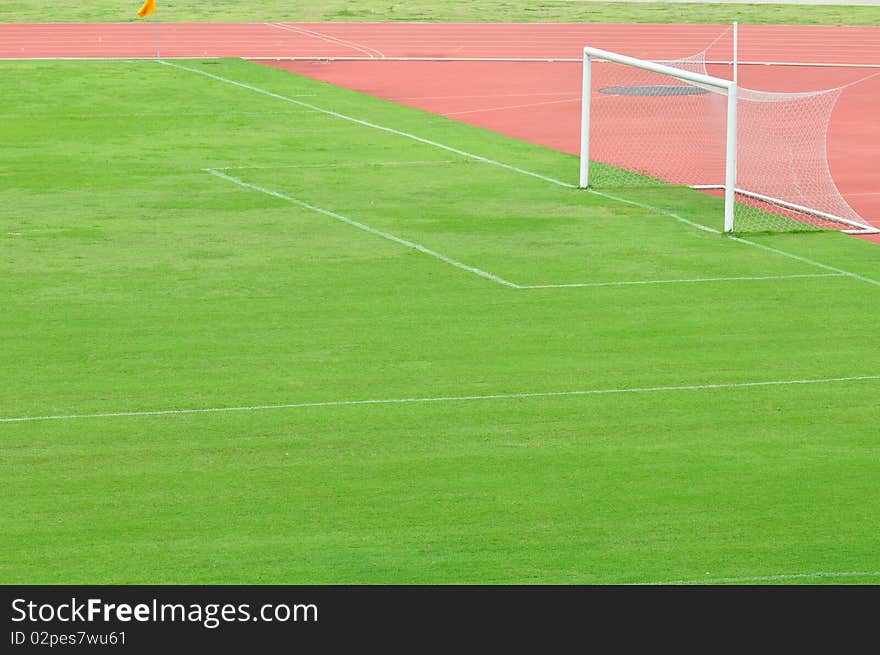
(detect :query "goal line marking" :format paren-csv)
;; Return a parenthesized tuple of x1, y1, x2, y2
(729, 236, 880, 287)
(205, 168, 841, 290)
(2, 374, 877, 424)
(160, 60, 580, 189)
(162, 60, 880, 288)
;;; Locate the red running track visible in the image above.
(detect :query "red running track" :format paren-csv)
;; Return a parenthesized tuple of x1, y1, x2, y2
(3, 22, 880, 63)
(3, 22, 878, 238)
(266, 58, 880, 240)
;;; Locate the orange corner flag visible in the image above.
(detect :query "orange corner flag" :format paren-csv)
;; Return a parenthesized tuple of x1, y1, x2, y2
(137, 0, 157, 18)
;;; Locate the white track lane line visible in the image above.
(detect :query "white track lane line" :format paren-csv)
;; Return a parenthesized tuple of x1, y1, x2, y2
(265, 22, 385, 59)
(2, 375, 878, 424)
(5, 57, 880, 69)
(443, 97, 580, 117)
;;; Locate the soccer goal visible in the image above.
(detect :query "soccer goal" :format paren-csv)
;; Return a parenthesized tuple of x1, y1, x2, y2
(578, 46, 879, 235)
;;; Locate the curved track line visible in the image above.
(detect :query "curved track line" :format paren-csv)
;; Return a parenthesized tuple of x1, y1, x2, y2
(3, 23, 880, 64)
(266, 22, 385, 59)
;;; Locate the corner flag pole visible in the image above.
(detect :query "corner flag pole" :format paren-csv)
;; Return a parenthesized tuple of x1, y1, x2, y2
(153, 13, 161, 59)
(136, 0, 160, 58)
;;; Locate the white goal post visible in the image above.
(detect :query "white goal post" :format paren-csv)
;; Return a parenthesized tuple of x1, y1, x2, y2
(578, 46, 879, 235)
(580, 46, 737, 232)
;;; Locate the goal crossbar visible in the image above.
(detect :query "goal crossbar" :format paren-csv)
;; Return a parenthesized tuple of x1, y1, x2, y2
(579, 46, 739, 232)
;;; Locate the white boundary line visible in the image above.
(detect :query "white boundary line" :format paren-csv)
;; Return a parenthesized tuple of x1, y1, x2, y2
(204, 168, 520, 288)
(520, 273, 842, 289)
(2, 374, 878, 424)
(159, 60, 586, 189)
(730, 236, 880, 287)
(205, 168, 845, 289)
(646, 571, 880, 585)
(158, 60, 880, 288)
(589, 187, 722, 235)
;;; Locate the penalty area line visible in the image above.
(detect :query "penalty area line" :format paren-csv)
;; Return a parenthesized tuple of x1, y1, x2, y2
(160, 60, 880, 289)
(205, 168, 843, 291)
(204, 168, 520, 289)
(2, 374, 879, 424)
(520, 273, 844, 289)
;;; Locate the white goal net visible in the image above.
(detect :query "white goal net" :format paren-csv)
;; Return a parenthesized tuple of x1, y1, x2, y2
(579, 46, 878, 235)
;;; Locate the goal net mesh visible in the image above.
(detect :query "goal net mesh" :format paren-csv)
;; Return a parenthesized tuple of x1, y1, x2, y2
(584, 50, 873, 234)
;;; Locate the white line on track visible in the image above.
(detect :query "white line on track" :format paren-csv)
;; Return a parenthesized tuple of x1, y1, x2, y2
(243, 56, 880, 69)
(388, 92, 580, 101)
(265, 22, 386, 59)
(2, 375, 878, 424)
(5, 56, 880, 69)
(442, 97, 580, 117)
(162, 60, 880, 288)
(648, 571, 880, 585)
(204, 168, 520, 288)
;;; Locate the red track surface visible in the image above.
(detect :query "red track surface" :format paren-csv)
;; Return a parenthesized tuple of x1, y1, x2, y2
(3, 22, 878, 239)
(3, 22, 880, 63)
(268, 59, 880, 239)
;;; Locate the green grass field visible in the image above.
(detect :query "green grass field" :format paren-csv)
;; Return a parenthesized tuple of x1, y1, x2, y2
(3, 0, 880, 25)
(2, 58, 879, 585)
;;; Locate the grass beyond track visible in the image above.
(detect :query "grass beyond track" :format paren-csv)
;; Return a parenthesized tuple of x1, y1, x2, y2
(1, 58, 879, 584)
(3, 0, 880, 25)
